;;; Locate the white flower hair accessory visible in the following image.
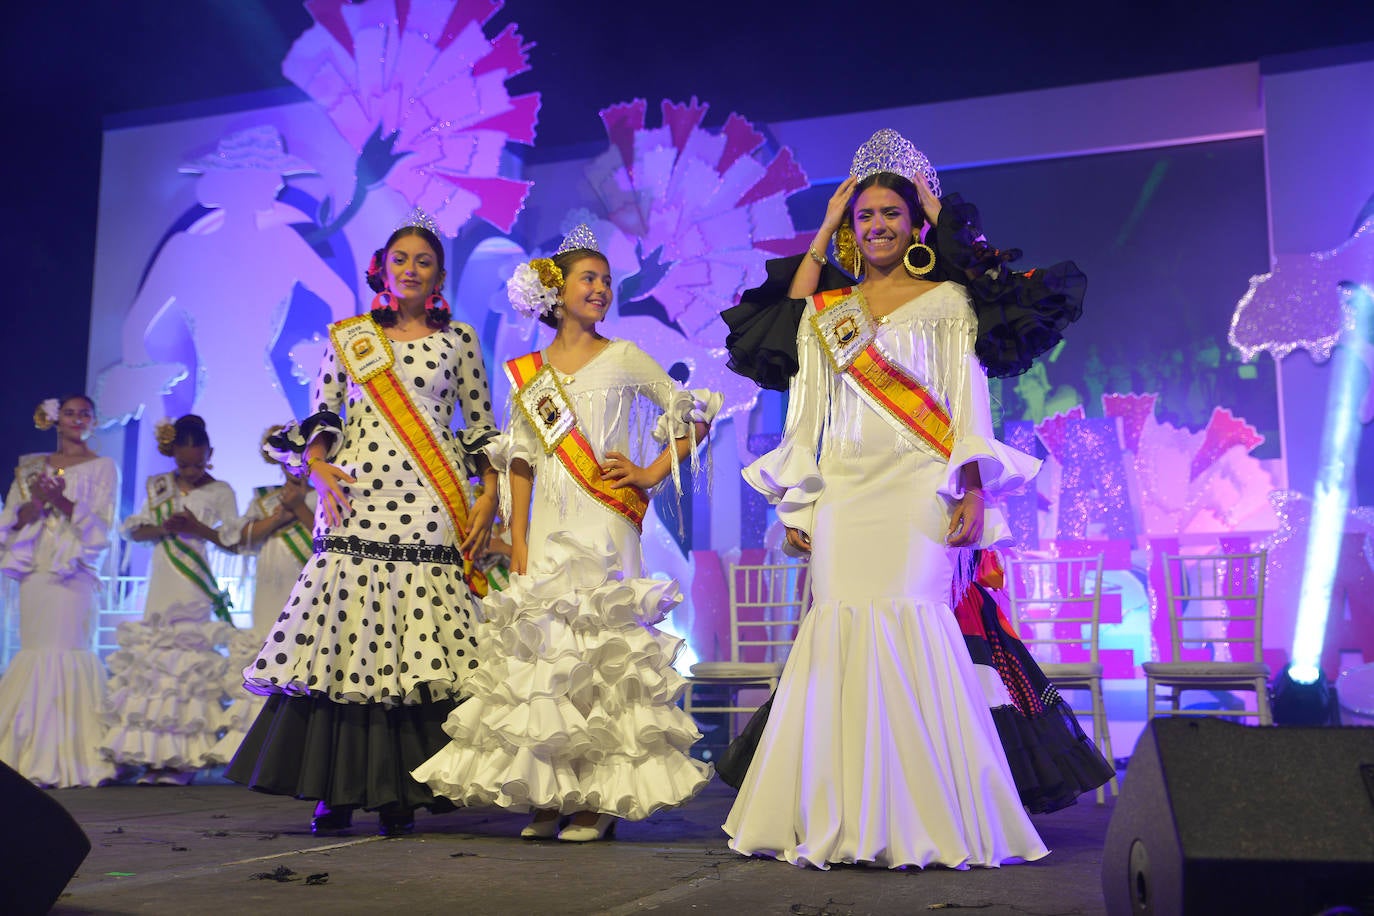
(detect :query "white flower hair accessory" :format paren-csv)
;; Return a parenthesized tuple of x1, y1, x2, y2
(33, 398, 60, 431)
(506, 260, 563, 319)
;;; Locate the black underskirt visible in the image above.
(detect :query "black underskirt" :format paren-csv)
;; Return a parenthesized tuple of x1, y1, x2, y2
(225, 691, 458, 813)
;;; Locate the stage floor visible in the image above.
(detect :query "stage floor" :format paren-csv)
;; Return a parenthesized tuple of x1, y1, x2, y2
(47, 778, 1115, 915)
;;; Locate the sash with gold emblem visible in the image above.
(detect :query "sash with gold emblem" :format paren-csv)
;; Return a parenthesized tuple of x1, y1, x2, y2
(253, 485, 311, 565)
(147, 472, 233, 622)
(810, 287, 955, 461)
(505, 351, 650, 532)
(328, 315, 487, 597)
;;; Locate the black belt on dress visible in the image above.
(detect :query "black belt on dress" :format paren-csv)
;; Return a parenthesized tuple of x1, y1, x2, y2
(313, 535, 461, 566)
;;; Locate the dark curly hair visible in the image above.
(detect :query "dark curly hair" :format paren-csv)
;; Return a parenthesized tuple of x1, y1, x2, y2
(539, 248, 610, 329)
(366, 225, 451, 330)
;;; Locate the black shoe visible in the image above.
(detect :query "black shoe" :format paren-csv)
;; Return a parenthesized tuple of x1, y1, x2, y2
(378, 806, 415, 838)
(311, 801, 355, 835)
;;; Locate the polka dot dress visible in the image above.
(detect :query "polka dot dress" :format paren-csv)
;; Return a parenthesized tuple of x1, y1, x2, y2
(244, 322, 497, 706)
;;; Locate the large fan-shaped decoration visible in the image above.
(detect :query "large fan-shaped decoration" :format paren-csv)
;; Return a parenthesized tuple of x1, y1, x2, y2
(284, 0, 539, 235)
(584, 98, 809, 343)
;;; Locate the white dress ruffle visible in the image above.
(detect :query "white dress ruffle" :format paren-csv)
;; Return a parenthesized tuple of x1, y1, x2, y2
(101, 478, 242, 771)
(207, 486, 316, 764)
(101, 613, 235, 769)
(726, 284, 1048, 868)
(411, 531, 709, 817)
(0, 456, 118, 787)
(414, 340, 718, 818)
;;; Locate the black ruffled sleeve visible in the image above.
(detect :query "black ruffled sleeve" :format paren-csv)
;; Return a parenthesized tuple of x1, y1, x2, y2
(722, 254, 851, 391)
(933, 194, 1086, 379)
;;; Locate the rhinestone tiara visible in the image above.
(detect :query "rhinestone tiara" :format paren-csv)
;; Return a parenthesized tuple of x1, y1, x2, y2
(554, 223, 600, 255)
(397, 207, 441, 236)
(850, 129, 941, 197)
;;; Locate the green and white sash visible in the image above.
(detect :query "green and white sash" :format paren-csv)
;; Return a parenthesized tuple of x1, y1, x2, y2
(147, 472, 232, 622)
(253, 485, 312, 564)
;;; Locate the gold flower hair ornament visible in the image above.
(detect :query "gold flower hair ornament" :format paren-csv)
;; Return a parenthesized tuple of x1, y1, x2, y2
(507, 259, 563, 319)
(33, 398, 60, 431)
(154, 418, 178, 457)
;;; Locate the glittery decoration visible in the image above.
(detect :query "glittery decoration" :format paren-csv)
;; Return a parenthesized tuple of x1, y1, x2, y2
(1102, 392, 1157, 454)
(1260, 491, 1374, 675)
(1188, 407, 1264, 481)
(179, 125, 315, 175)
(1001, 421, 1041, 550)
(1125, 395, 1277, 538)
(1035, 415, 1133, 541)
(1228, 217, 1374, 362)
(283, 0, 540, 236)
(849, 128, 942, 196)
(555, 223, 600, 255)
(582, 97, 810, 422)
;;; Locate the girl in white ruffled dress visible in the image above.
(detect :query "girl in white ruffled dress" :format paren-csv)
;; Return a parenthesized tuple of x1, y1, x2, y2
(0, 395, 117, 787)
(102, 414, 241, 784)
(412, 226, 720, 841)
(207, 431, 317, 765)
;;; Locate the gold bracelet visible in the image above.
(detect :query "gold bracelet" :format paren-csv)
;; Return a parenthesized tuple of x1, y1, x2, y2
(806, 247, 826, 266)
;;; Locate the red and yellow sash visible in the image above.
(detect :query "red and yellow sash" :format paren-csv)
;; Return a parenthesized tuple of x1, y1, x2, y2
(505, 351, 650, 532)
(811, 287, 955, 460)
(329, 316, 487, 596)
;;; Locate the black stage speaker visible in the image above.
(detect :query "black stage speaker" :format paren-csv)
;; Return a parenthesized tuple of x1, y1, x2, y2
(1103, 718, 1374, 916)
(0, 760, 91, 915)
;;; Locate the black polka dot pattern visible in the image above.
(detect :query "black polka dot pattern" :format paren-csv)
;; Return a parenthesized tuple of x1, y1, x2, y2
(244, 323, 496, 704)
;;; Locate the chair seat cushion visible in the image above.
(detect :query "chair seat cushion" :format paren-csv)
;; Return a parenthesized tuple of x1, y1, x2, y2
(1039, 663, 1103, 681)
(689, 661, 784, 679)
(1142, 662, 1270, 679)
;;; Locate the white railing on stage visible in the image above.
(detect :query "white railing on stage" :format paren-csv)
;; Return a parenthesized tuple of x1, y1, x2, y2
(0, 546, 258, 669)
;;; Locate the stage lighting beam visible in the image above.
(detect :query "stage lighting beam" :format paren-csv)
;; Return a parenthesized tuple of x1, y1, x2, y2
(1289, 283, 1372, 686)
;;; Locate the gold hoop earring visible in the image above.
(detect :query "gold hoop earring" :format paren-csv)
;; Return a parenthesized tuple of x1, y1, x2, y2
(836, 224, 863, 279)
(903, 235, 936, 277)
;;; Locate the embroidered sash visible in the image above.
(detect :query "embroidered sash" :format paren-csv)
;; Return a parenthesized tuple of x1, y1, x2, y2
(253, 485, 311, 565)
(15, 454, 46, 503)
(505, 351, 650, 532)
(329, 316, 487, 597)
(147, 472, 233, 622)
(810, 287, 955, 460)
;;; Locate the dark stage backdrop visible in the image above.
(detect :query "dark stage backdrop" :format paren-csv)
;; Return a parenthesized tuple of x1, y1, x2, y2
(792, 137, 1277, 453)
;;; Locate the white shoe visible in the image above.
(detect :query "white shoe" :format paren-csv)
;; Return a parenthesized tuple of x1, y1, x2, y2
(520, 811, 562, 839)
(556, 814, 617, 843)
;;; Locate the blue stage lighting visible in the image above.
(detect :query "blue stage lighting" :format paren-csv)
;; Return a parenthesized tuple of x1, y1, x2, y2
(1289, 284, 1372, 685)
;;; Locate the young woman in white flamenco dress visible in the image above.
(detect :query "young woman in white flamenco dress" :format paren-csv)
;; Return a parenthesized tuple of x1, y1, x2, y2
(412, 226, 720, 842)
(102, 414, 242, 785)
(720, 130, 1093, 869)
(0, 395, 117, 787)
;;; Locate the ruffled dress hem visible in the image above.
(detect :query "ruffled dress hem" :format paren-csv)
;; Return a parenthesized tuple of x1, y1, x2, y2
(412, 531, 712, 819)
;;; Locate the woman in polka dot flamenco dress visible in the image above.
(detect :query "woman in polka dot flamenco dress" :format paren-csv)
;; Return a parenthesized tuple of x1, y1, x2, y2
(227, 220, 500, 837)
(412, 226, 720, 842)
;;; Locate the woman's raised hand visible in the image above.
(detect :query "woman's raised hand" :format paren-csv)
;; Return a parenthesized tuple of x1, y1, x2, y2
(821, 176, 858, 234)
(913, 171, 942, 228)
(309, 461, 355, 527)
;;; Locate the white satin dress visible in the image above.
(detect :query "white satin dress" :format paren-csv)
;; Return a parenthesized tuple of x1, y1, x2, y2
(724, 282, 1049, 869)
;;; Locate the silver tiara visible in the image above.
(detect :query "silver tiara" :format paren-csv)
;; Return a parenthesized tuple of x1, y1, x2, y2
(397, 207, 441, 236)
(554, 223, 600, 255)
(850, 129, 941, 197)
